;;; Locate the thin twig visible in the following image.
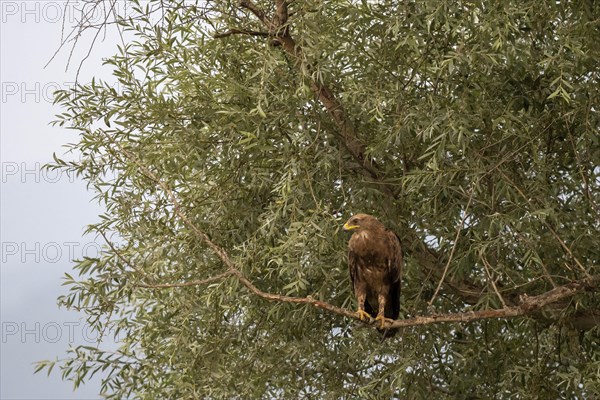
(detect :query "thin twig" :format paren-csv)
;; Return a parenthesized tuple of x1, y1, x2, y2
(429, 183, 476, 306)
(136, 270, 235, 288)
(566, 120, 599, 215)
(97, 229, 154, 282)
(544, 224, 591, 279)
(481, 254, 507, 307)
(498, 169, 591, 279)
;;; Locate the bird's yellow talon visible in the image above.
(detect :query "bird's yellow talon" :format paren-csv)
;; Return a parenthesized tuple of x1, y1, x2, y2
(356, 309, 371, 321)
(375, 315, 395, 329)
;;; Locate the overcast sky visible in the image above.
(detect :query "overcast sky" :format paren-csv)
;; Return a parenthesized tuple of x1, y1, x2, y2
(1, 2, 131, 398)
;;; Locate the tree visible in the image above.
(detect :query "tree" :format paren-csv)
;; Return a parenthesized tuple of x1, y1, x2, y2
(40, 0, 599, 398)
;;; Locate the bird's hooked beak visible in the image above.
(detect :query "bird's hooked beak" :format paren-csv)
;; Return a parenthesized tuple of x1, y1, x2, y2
(343, 222, 360, 232)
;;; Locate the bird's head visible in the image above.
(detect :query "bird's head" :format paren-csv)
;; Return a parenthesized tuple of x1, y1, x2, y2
(342, 213, 384, 232)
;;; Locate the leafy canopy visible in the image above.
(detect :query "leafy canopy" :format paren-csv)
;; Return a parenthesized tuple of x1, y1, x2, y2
(42, 0, 599, 398)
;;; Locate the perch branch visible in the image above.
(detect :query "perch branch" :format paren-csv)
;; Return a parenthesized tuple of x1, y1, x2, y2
(139, 266, 599, 329)
(105, 130, 598, 331)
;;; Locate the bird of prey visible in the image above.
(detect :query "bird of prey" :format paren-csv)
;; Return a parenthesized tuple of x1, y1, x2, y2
(343, 214, 403, 337)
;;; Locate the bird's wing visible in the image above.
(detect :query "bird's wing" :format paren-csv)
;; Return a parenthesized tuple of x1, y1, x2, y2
(385, 230, 403, 320)
(386, 230, 403, 281)
(348, 247, 358, 289)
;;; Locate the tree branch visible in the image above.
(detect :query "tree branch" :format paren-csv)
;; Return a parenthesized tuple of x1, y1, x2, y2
(232, 0, 389, 194)
(239, 0, 268, 24)
(274, 0, 289, 26)
(213, 28, 270, 38)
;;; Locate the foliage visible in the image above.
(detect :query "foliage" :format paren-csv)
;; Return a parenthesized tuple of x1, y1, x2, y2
(41, 0, 599, 398)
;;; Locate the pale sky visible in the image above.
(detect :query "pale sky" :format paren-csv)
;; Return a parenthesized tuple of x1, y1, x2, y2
(1, 2, 130, 398)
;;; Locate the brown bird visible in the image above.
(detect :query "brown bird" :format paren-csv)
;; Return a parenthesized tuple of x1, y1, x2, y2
(343, 214, 402, 338)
